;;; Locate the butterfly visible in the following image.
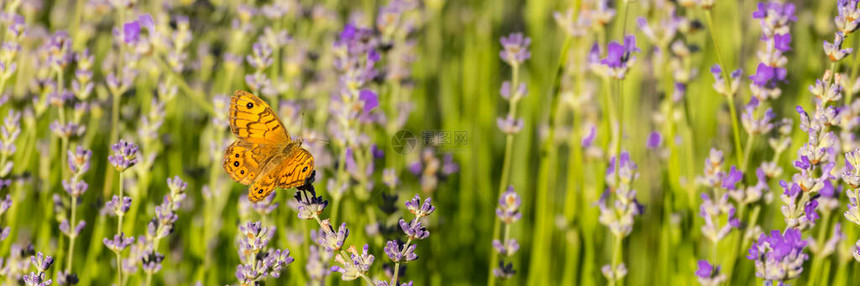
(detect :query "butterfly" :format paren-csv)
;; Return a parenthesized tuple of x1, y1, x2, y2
(223, 90, 315, 202)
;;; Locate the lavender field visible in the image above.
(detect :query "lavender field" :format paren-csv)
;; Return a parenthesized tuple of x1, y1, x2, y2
(1, 0, 860, 285)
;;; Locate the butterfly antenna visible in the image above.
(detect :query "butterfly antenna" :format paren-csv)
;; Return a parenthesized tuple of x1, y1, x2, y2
(296, 112, 331, 145)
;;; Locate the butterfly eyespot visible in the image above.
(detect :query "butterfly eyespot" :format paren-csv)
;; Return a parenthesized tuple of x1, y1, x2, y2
(246, 103, 254, 109)
(235, 153, 240, 158)
(258, 190, 263, 194)
(233, 161, 240, 167)
(240, 170, 245, 174)
(302, 166, 308, 172)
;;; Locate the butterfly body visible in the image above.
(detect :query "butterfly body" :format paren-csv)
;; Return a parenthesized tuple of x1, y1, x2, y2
(223, 91, 315, 202)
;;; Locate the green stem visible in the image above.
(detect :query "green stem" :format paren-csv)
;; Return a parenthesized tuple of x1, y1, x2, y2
(807, 211, 833, 286)
(704, 10, 744, 166)
(741, 135, 755, 171)
(65, 195, 77, 272)
(391, 238, 413, 284)
(608, 235, 624, 286)
(118, 171, 124, 234)
(116, 252, 123, 286)
(489, 62, 521, 286)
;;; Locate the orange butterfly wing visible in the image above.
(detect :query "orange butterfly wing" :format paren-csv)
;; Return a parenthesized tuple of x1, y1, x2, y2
(223, 140, 278, 185)
(276, 147, 315, 189)
(247, 146, 315, 202)
(229, 90, 290, 144)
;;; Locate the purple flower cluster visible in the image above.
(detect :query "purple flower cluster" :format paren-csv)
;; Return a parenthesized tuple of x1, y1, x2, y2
(103, 233, 135, 254)
(408, 150, 458, 193)
(695, 260, 726, 286)
(696, 150, 743, 241)
(741, 98, 775, 138)
(709, 64, 742, 97)
(145, 176, 187, 244)
(600, 152, 643, 238)
(499, 33, 531, 66)
(592, 35, 640, 79)
(492, 187, 520, 279)
(496, 32, 531, 136)
(843, 149, 860, 261)
(729, 167, 772, 206)
(749, 2, 795, 92)
(836, 0, 860, 35)
(332, 24, 379, 114)
(295, 186, 329, 220)
(235, 221, 294, 284)
(108, 139, 139, 172)
(63, 146, 91, 197)
(746, 228, 808, 283)
(599, 152, 642, 283)
(332, 244, 375, 281)
(23, 252, 53, 286)
(105, 195, 132, 217)
(0, 110, 20, 186)
(374, 195, 436, 284)
(783, 96, 840, 229)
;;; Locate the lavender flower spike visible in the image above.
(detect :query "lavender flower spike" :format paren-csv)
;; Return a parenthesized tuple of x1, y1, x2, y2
(108, 139, 139, 172)
(746, 228, 808, 283)
(499, 32, 531, 66)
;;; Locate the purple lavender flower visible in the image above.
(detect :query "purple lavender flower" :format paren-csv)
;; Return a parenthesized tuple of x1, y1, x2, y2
(747, 228, 808, 283)
(399, 218, 429, 240)
(59, 220, 86, 238)
(804, 199, 820, 224)
(108, 139, 139, 172)
(493, 260, 517, 279)
(721, 166, 743, 190)
(235, 221, 294, 284)
(496, 186, 521, 224)
(581, 124, 597, 148)
(824, 32, 853, 62)
(741, 99, 775, 134)
(317, 220, 349, 252)
(331, 244, 374, 281)
(695, 260, 714, 278)
(49, 121, 85, 139)
(122, 21, 141, 44)
(500, 81, 527, 101)
(405, 195, 435, 218)
(710, 64, 742, 96)
(359, 89, 379, 113)
(104, 233, 135, 253)
(62, 180, 88, 198)
(306, 245, 332, 282)
(67, 146, 91, 175)
(599, 35, 640, 79)
(836, 0, 860, 34)
(105, 195, 132, 216)
(492, 239, 520, 256)
(24, 252, 54, 286)
(774, 33, 792, 51)
(148, 176, 187, 241)
(600, 151, 643, 239)
(646, 131, 662, 150)
(138, 14, 155, 31)
(294, 188, 329, 220)
(695, 260, 726, 285)
(749, 63, 786, 87)
(497, 115, 524, 135)
(384, 240, 417, 263)
(499, 33, 531, 66)
(141, 248, 164, 274)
